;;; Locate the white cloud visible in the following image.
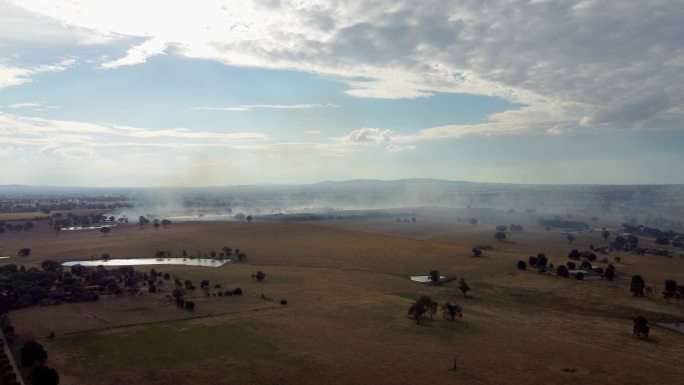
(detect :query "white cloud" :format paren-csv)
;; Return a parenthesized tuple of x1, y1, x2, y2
(0, 58, 74, 89)
(101, 38, 167, 69)
(4, 101, 58, 111)
(339, 127, 396, 144)
(191, 103, 338, 112)
(7, 0, 684, 134)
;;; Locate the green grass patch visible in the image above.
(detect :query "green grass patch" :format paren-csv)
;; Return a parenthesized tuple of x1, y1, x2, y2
(57, 322, 276, 370)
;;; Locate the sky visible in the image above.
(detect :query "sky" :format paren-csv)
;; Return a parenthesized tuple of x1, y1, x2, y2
(1, 0, 683, 186)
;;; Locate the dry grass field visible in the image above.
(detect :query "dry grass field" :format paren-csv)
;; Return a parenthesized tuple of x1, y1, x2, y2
(2, 213, 684, 385)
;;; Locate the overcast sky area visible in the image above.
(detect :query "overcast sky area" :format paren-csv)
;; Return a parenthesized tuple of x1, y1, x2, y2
(1, 0, 683, 187)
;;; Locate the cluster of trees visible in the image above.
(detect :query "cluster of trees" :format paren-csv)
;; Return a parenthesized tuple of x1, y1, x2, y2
(136, 216, 172, 230)
(538, 219, 589, 229)
(518, 251, 616, 281)
(622, 223, 684, 247)
(395, 217, 417, 223)
(0, 197, 129, 215)
(175, 246, 247, 261)
(0, 221, 34, 234)
(1, 317, 59, 385)
(407, 295, 463, 325)
(0, 261, 162, 310)
(49, 213, 119, 232)
(171, 276, 243, 307)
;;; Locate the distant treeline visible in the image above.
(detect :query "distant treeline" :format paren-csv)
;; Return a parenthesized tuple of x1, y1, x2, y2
(538, 219, 589, 229)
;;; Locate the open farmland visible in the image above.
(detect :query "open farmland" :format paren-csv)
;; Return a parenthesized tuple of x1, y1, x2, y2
(1, 212, 683, 385)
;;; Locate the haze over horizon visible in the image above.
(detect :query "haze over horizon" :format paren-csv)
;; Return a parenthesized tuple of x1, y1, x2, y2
(2, 1, 684, 187)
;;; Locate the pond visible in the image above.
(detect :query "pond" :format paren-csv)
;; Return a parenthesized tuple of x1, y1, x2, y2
(62, 224, 116, 231)
(410, 275, 446, 282)
(656, 322, 684, 334)
(62, 258, 229, 267)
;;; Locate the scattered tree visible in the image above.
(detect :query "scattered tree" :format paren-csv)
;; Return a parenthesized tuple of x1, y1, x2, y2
(21, 340, 47, 366)
(494, 231, 506, 241)
(471, 248, 482, 257)
(556, 265, 569, 278)
(601, 230, 610, 242)
(31, 364, 60, 385)
(408, 295, 434, 325)
(517, 260, 527, 270)
(428, 270, 441, 284)
(458, 278, 470, 297)
(603, 264, 615, 281)
(633, 316, 650, 338)
(441, 302, 462, 321)
(664, 279, 678, 302)
(566, 234, 576, 244)
(630, 275, 646, 297)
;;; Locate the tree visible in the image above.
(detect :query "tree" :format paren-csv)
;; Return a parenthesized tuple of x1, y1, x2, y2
(630, 275, 645, 297)
(568, 249, 581, 260)
(575, 271, 584, 280)
(517, 260, 527, 270)
(254, 271, 266, 281)
(441, 302, 462, 321)
(495, 225, 508, 232)
(161, 219, 172, 228)
(40, 260, 62, 272)
(21, 340, 47, 366)
(459, 278, 470, 297)
(566, 234, 575, 244)
(535, 254, 548, 268)
(494, 231, 506, 241)
(23, 221, 34, 231)
(18, 248, 31, 257)
(633, 316, 650, 338)
(613, 236, 627, 249)
(468, 218, 477, 225)
(603, 264, 615, 281)
(100, 226, 110, 237)
(408, 295, 433, 325)
(235, 213, 246, 221)
(153, 219, 160, 230)
(556, 265, 569, 277)
(138, 216, 146, 229)
(601, 230, 610, 242)
(428, 270, 441, 284)
(31, 364, 59, 385)
(471, 248, 482, 257)
(222, 246, 232, 256)
(664, 279, 678, 302)
(246, 215, 253, 223)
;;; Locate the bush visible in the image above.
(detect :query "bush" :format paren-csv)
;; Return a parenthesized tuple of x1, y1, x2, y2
(517, 260, 527, 270)
(233, 288, 242, 295)
(20, 340, 47, 366)
(280, 299, 287, 305)
(556, 265, 569, 278)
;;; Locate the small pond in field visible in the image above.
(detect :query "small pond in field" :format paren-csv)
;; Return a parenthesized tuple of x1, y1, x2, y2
(62, 224, 116, 231)
(62, 258, 229, 267)
(656, 322, 684, 334)
(410, 275, 446, 282)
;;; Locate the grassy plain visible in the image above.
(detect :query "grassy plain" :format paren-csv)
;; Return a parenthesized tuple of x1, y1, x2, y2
(1, 211, 684, 385)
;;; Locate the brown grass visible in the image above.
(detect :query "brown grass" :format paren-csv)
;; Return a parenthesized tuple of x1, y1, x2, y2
(2, 219, 684, 385)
